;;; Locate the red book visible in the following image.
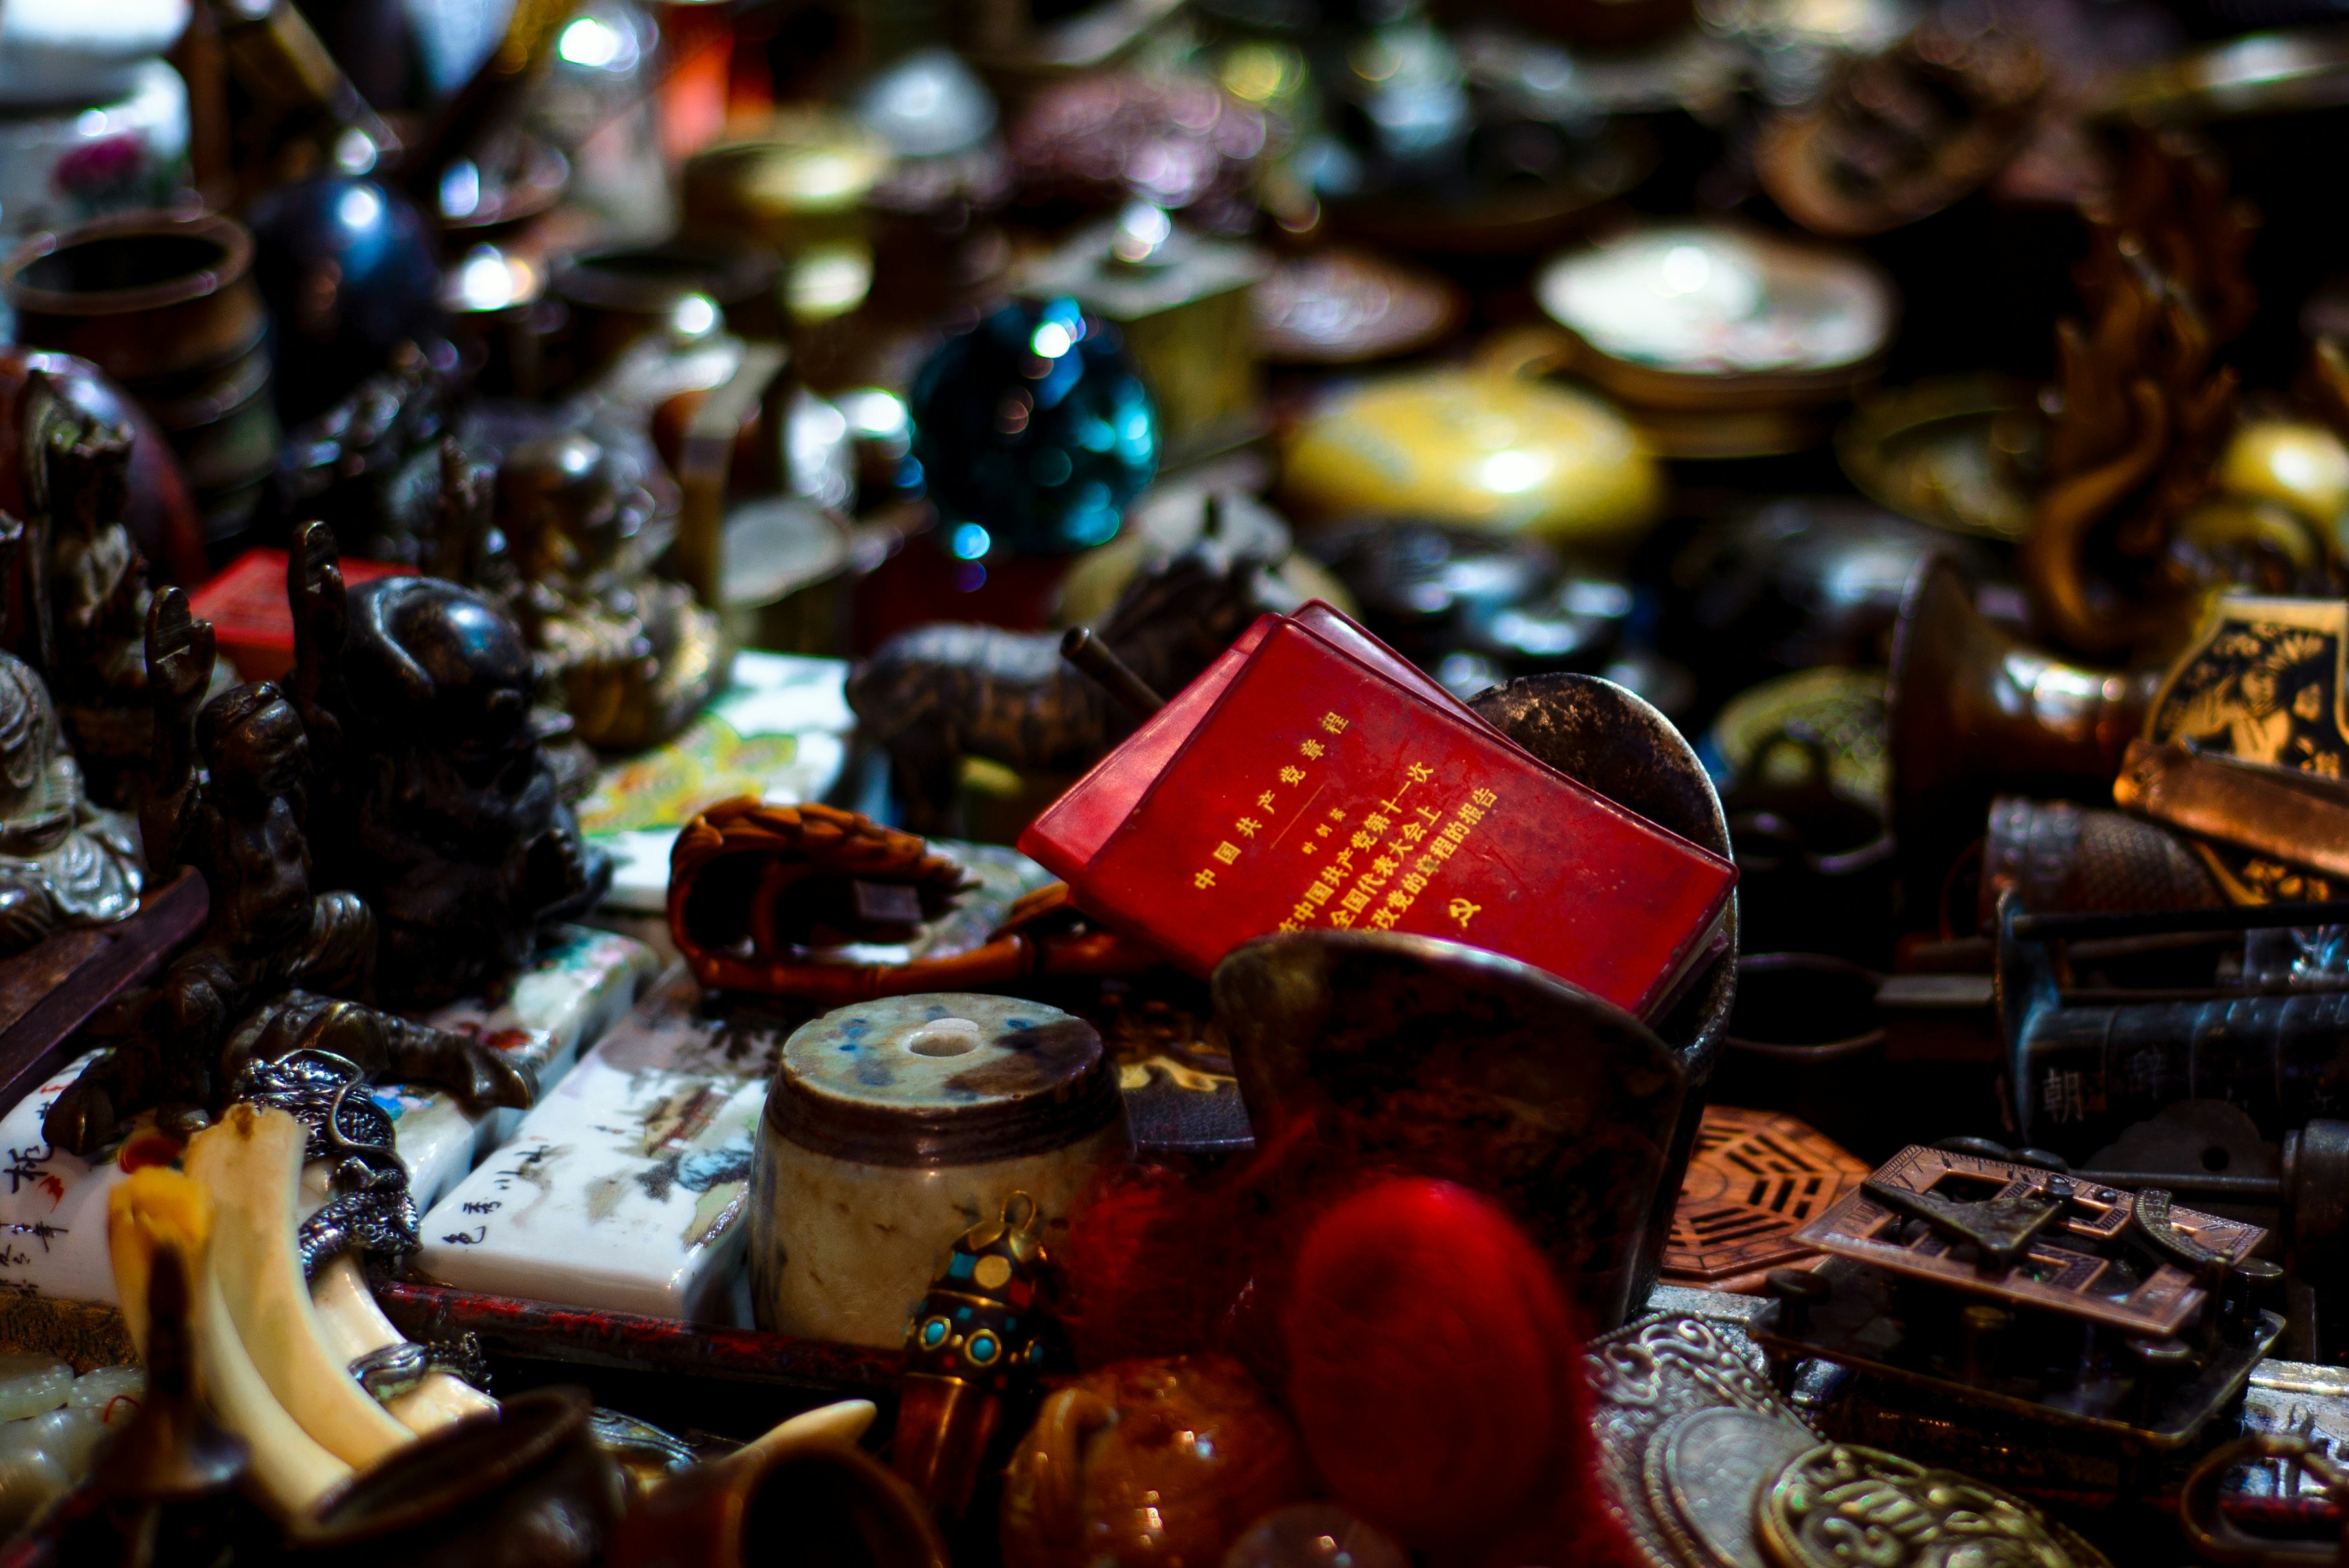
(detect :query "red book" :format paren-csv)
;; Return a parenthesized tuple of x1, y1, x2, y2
(189, 548, 414, 681)
(1020, 605, 1736, 1021)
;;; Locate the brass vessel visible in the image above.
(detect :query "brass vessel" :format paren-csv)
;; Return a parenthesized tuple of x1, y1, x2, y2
(1888, 559, 2159, 884)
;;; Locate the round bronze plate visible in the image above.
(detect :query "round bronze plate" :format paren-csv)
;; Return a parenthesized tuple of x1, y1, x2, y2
(1758, 1443, 2113, 1568)
(1643, 1406, 1818, 1568)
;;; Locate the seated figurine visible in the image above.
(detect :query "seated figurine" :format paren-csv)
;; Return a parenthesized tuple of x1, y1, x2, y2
(495, 428, 721, 753)
(41, 573, 534, 1155)
(262, 341, 457, 565)
(265, 348, 719, 755)
(0, 514, 140, 953)
(288, 524, 611, 1010)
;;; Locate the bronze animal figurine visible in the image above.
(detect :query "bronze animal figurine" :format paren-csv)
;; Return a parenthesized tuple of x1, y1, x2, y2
(2018, 133, 2256, 660)
(43, 564, 533, 1156)
(847, 540, 1284, 834)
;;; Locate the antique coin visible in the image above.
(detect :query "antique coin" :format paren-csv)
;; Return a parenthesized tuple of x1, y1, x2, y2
(1585, 1313, 1816, 1568)
(1644, 1405, 1818, 1568)
(1758, 1443, 2113, 1568)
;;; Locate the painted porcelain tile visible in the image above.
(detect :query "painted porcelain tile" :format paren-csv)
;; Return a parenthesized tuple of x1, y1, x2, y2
(394, 926, 661, 1209)
(414, 966, 791, 1320)
(0, 1049, 123, 1306)
(0, 926, 657, 1307)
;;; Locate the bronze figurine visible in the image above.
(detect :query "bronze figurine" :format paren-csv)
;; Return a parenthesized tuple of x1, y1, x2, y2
(288, 523, 610, 1009)
(262, 341, 457, 565)
(270, 351, 722, 755)
(2018, 134, 2259, 659)
(495, 428, 722, 752)
(41, 550, 536, 1155)
(32, 411, 165, 808)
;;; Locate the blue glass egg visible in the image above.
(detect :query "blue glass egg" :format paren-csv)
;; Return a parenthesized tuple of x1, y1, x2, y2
(909, 297, 1156, 556)
(248, 176, 442, 429)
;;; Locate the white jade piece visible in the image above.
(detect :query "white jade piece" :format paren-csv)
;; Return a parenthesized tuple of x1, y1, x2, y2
(0, 1444, 67, 1538)
(68, 1365, 144, 1424)
(6, 1406, 108, 1475)
(415, 968, 768, 1319)
(0, 1356, 73, 1421)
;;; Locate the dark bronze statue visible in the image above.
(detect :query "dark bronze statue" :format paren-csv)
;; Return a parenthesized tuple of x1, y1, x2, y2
(268, 347, 720, 755)
(288, 523, 610, 1009)
(43, 563, 535, 1155)
(2018, 134, 2262, 659)
(262, 339, 456, 563)
(847, 540, 1283, 834)
(34, 411, 160, 807)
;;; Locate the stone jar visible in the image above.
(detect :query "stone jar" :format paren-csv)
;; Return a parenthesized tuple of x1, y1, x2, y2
(750, 993, 1130, 1346)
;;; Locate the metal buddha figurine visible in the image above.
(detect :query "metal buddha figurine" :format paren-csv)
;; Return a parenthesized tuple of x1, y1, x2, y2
(495, 427, 722, 753)
(43, 566, 534, 1155)
(0, 514, 139, 953)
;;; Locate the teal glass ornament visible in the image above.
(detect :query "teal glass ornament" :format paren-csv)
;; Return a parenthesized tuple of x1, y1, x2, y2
(909, 297, 1156, 556)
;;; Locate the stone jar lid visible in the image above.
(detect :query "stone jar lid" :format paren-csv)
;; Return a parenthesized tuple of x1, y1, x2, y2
(768, 994, 1121, 1168)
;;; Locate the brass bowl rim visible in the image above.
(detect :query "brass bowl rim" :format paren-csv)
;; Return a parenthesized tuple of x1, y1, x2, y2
(3, 210, 254, 317)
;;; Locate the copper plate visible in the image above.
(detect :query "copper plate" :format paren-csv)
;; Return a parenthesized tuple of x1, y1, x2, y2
(1836, 374, 2040, 542)
(1662, 1107, 1868, 1294)
(1791, 1144, 2263, 1337)
(1252, 249, 1461, 365)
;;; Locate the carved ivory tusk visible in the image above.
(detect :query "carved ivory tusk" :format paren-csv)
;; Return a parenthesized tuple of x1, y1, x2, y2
(185, 1106, 414, 1466)
(298, 1163, 495, 1433)
(108, 1167, 353, 1514)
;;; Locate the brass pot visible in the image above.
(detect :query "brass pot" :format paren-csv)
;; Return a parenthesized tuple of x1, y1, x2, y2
(290, 1387, 625, 1568)
(606, 1417, 946, 1568)
(4, 211, 262, 385)
(1001, 1356, 1305, 1568)
(3, 210, 279, 528)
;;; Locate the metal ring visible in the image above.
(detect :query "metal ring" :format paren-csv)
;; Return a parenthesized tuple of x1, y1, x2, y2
(2179, 1433, 2349, 1566)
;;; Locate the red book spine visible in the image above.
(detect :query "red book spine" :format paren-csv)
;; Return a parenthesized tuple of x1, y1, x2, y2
(1065, 620, 1735, 1019)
